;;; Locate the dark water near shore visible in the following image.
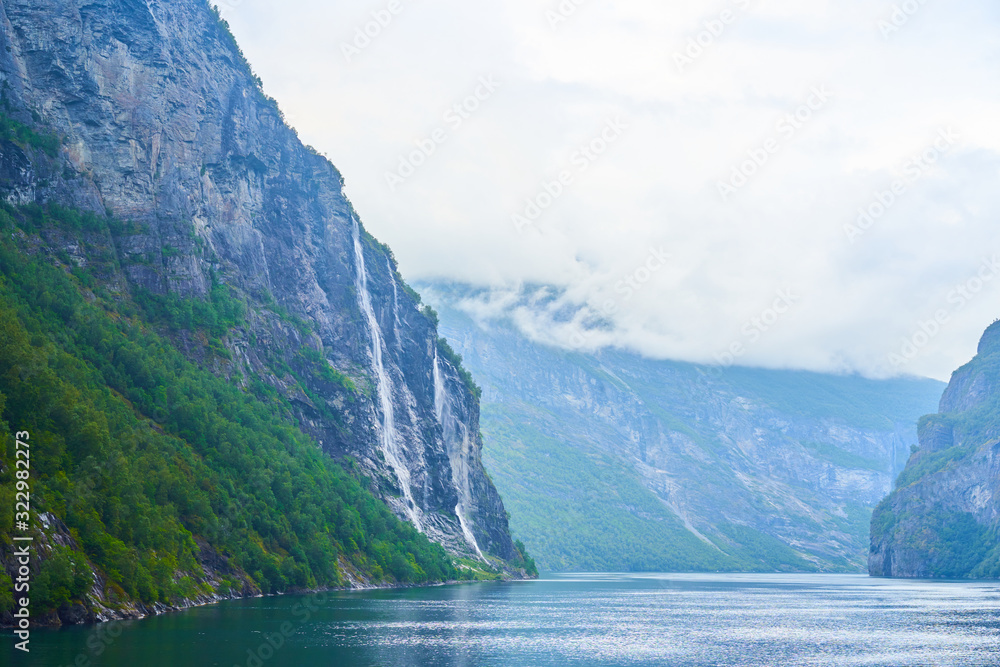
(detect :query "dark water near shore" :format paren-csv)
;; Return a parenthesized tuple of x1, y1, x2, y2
(8, 573, 1000, 666)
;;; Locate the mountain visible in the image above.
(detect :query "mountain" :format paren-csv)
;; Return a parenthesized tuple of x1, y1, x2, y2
(419, 282, 945, 573)
(0, 0, 531, 625)
(870, 321, 1000, 578)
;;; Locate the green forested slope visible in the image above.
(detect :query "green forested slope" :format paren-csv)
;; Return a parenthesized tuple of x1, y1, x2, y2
(0, 204, 458, 618)
(870, 321, 1000, 579)
(480, 405, 816, 572)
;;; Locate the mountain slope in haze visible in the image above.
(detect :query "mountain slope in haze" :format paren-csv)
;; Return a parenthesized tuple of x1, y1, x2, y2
(0, 0, 531, 625)
(421, 282, 946, 573)
(870, 320, 1000, 579)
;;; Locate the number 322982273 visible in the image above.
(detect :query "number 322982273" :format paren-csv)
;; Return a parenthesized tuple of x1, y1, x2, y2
(14, 431, 30, 526)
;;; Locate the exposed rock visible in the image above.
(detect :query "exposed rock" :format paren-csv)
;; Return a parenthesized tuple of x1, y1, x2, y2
(0, 0, 521, 623)
(422, 282, 944, 571)
(870, 320, 1000, 579)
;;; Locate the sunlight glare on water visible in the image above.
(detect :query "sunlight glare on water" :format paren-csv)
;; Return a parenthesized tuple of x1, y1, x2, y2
(16, 573, 1000, 667)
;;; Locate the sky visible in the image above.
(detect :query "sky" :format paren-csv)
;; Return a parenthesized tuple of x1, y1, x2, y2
(214, 0, 1000, 381)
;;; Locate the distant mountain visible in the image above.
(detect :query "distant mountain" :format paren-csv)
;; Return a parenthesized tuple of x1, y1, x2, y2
(870, 320, 1000, 578)
(420, 282, 946, 573)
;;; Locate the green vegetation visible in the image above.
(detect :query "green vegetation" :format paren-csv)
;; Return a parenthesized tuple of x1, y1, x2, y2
(136, 280, 245, 339)
(18, 203, 105, 233)
(0, 571, 13, 613)
(944, 366, 1000, 449)
(422, 297, 484, 401)
(454, 557, 505, 581)
(894, 444, 973, 490)
(0, 203, 460, 616)
(207, 4, 293, 134)
(878, 505, 997, 579)
(437, 337, 482, 400)
(481, 406, 735, 572)
(512, 539, 539, 578)
(482, 403, 830, 573)
(397, 273, 423, 307)
(714, 523, 813, 571)
(831, 502, 876, 540)
(418, 293, 944, 574)
(422, 305, 440, 327)
(296, 347, 357, 394)
(260, 290, 313, 336)
(209, 6, 264, 92)
(0, 110, 60, 158)
(870, 497, 898, 539)
(32, 547, 93, 613)
(874, 322, 1000, 579)
(800, 441, 883, 472)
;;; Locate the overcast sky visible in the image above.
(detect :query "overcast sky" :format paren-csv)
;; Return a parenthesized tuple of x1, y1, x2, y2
(216, 0, 1000, 381)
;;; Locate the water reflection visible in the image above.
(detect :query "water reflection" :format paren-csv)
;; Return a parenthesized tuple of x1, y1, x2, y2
(8, 574, 1000, 666)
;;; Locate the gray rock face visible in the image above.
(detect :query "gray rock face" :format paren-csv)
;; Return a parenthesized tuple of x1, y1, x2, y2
(870, 320, 1000, 579)
(0, 0, 514, 562)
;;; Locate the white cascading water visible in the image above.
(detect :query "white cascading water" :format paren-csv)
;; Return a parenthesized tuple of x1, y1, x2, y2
(387, 259, 403, 351)
(434, 350, 486, 561)
(351, 216, 422, 532)
(386, 261, 428, 506)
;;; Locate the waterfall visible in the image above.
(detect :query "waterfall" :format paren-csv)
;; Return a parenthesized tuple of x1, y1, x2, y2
(387, 258, 403, 351)
(433, 349, 448, 423)
(434, 350, 486, 561)
(351, 216, 422, 532)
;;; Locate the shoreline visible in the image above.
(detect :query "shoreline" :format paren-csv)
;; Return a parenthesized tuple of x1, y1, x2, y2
(2, 572, 534, 630)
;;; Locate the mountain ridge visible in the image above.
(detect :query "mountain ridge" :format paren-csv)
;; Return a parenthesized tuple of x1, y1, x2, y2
(419, 281, 945, 572)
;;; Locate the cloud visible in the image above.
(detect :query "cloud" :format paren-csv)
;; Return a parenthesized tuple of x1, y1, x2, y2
(216, 0, 1000, 381)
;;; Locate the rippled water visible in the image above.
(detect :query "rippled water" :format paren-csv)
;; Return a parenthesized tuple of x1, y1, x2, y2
(11, 573, 1000, 666)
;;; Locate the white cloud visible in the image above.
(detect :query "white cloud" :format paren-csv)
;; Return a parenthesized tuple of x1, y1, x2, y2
(217, 0, 1000, 381)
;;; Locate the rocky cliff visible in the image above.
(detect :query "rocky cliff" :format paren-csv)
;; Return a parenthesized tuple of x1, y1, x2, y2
(0, 0, 515, 566)
(870, 320, 1000, 579)
(421, 282, 945, 572)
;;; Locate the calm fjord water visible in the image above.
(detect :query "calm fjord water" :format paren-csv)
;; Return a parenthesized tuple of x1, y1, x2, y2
(16, 573, 1000, 666)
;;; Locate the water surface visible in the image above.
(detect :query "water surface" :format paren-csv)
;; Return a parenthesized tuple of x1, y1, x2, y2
(10, 573, 1000, 666)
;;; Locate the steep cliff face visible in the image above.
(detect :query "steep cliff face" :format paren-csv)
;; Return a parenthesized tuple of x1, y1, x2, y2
(0, 0, 514, 564)
(870, 321, 1000, 579)
(421, 283, 945, 572)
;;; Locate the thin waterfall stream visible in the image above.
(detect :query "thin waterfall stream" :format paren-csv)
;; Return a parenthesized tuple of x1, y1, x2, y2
(352, 216, 422, 532)
(434, 350, 486, 560)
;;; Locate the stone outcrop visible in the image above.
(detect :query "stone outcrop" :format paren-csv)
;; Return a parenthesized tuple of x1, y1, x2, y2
(870, 320, 1000, 579)
(0, 0, 516, 575)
